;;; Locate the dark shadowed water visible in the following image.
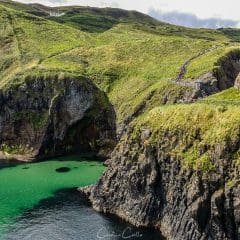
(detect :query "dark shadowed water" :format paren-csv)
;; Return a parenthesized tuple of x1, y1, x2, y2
(0, 157, 163, 240)
(3, 190, 163, 240)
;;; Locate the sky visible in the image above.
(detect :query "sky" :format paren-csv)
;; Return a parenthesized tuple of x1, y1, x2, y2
(16, 0, 240, 28)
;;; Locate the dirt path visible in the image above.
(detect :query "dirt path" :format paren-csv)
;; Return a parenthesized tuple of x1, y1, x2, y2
(175, 45, 219, 82)
(7, 11, 22, 61)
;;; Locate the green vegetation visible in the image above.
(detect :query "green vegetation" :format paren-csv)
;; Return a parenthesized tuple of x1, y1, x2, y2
(13, 111, 48, 129)
(219, 28, 240, 42)
(182, 149, 215, 172)
(0, 143, 31, 155)
(134, 102, 240, 172)
(1, 0, 240, 171)
(1, 0, 240, 121)
(50, 10, 119, 33)
(201, 87, 240, 105)
(185, 46, 237, 79)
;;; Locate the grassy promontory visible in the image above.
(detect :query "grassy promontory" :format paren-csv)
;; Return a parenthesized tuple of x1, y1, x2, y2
(1, 0, 240, 171)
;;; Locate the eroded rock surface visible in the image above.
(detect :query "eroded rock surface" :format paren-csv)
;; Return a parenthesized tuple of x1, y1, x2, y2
(83, 127, 240, 240)
(0, 74, 116, 161)
(79, 50, 240, 240)
(176, 50, 240, 101)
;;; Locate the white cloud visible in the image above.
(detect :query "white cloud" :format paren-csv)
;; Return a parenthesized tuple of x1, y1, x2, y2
(16, 0, 240, 26)
(149, 9, 239, 29)
(162, 0, 240, 21)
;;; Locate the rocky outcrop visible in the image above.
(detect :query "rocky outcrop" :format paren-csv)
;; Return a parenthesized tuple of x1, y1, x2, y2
(213, 49, 240, 90)
(176, 72, 219, 99)
(0, 73, 116, 161)
(175, 49, 240, 101)
(79, 50, 240, 240)
(82, 125, 240, 240)
(234, 73, 240, 90)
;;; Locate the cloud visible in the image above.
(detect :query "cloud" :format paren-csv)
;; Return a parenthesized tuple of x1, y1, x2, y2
(148, 8, 239, 29)
(109, 1, 119, 8)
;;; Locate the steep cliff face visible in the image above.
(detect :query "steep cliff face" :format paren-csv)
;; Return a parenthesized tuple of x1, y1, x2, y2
(176, 50, 240, 102)
(213, 50, 240, 90)
(0, 73, 116, 161)
(79, 51, 240, 240)
(1, 2, 240, 238)
(84, 104, 240, 240)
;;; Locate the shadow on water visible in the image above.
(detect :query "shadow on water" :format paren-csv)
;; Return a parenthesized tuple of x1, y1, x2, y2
(0, 160, 20, 170)
(4, 189, 164, 240)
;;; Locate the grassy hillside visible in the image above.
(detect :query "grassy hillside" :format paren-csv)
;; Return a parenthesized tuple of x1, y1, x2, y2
(0, 2, 90, 87)
(133, 91, 240, 172)
(49, 6, 160, 33)
(1, 0, 240, 126)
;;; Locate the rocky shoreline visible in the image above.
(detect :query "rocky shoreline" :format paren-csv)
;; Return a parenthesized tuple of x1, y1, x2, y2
(77, 51, 240, 240)
(79, 128, 240, 240)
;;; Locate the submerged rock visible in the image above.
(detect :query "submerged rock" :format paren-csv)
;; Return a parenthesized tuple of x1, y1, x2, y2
(55, 167, 71, 173)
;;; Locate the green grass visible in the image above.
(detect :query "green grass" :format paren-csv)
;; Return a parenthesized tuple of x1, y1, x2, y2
(201, 87, 240, 105)
(0, 0, 38, 12)
(50, 11, 119, 33)
(185, 45, 240, 79)
(41, 23, 228, 121)
(0, 3, 91, 88)
(219, 28, 240, 42)
(1, 1, 240, 172)
(1, 1, 240, 123)
(0, 6, 21, 79)
(134, 102, 240, 172)
(9, 9, 89, 61)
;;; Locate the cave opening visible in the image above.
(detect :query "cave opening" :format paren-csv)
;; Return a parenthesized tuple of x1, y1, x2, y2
(39, 114, 105, 159)
(61, 116, 100, 156)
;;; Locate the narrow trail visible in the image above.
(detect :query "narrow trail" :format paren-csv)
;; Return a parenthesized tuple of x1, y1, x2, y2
(7, 11, 22, 61)
(38, 45, 84, 65)
(174, 45, 220, 82)
(0, 12, 41, 87)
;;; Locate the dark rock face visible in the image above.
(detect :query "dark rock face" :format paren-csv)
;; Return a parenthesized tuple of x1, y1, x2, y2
(176, 50, 240, 101)
(213, 50, 240, 90)
(0, 75, 116, 161)
(81, 50, 240, 240)
(84, 128, 240, 240)
(176, 72, 220, 99)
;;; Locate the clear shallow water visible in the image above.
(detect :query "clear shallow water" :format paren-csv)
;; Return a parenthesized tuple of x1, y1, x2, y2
(0, 156, 105, 237)
(0, 157, 163, 240)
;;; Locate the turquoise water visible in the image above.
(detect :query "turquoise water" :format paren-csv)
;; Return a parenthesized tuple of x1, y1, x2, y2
(0, 156, 105, 237)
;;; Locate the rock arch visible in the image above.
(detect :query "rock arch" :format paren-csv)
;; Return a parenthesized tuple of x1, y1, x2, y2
(0, 73, 116, 161)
